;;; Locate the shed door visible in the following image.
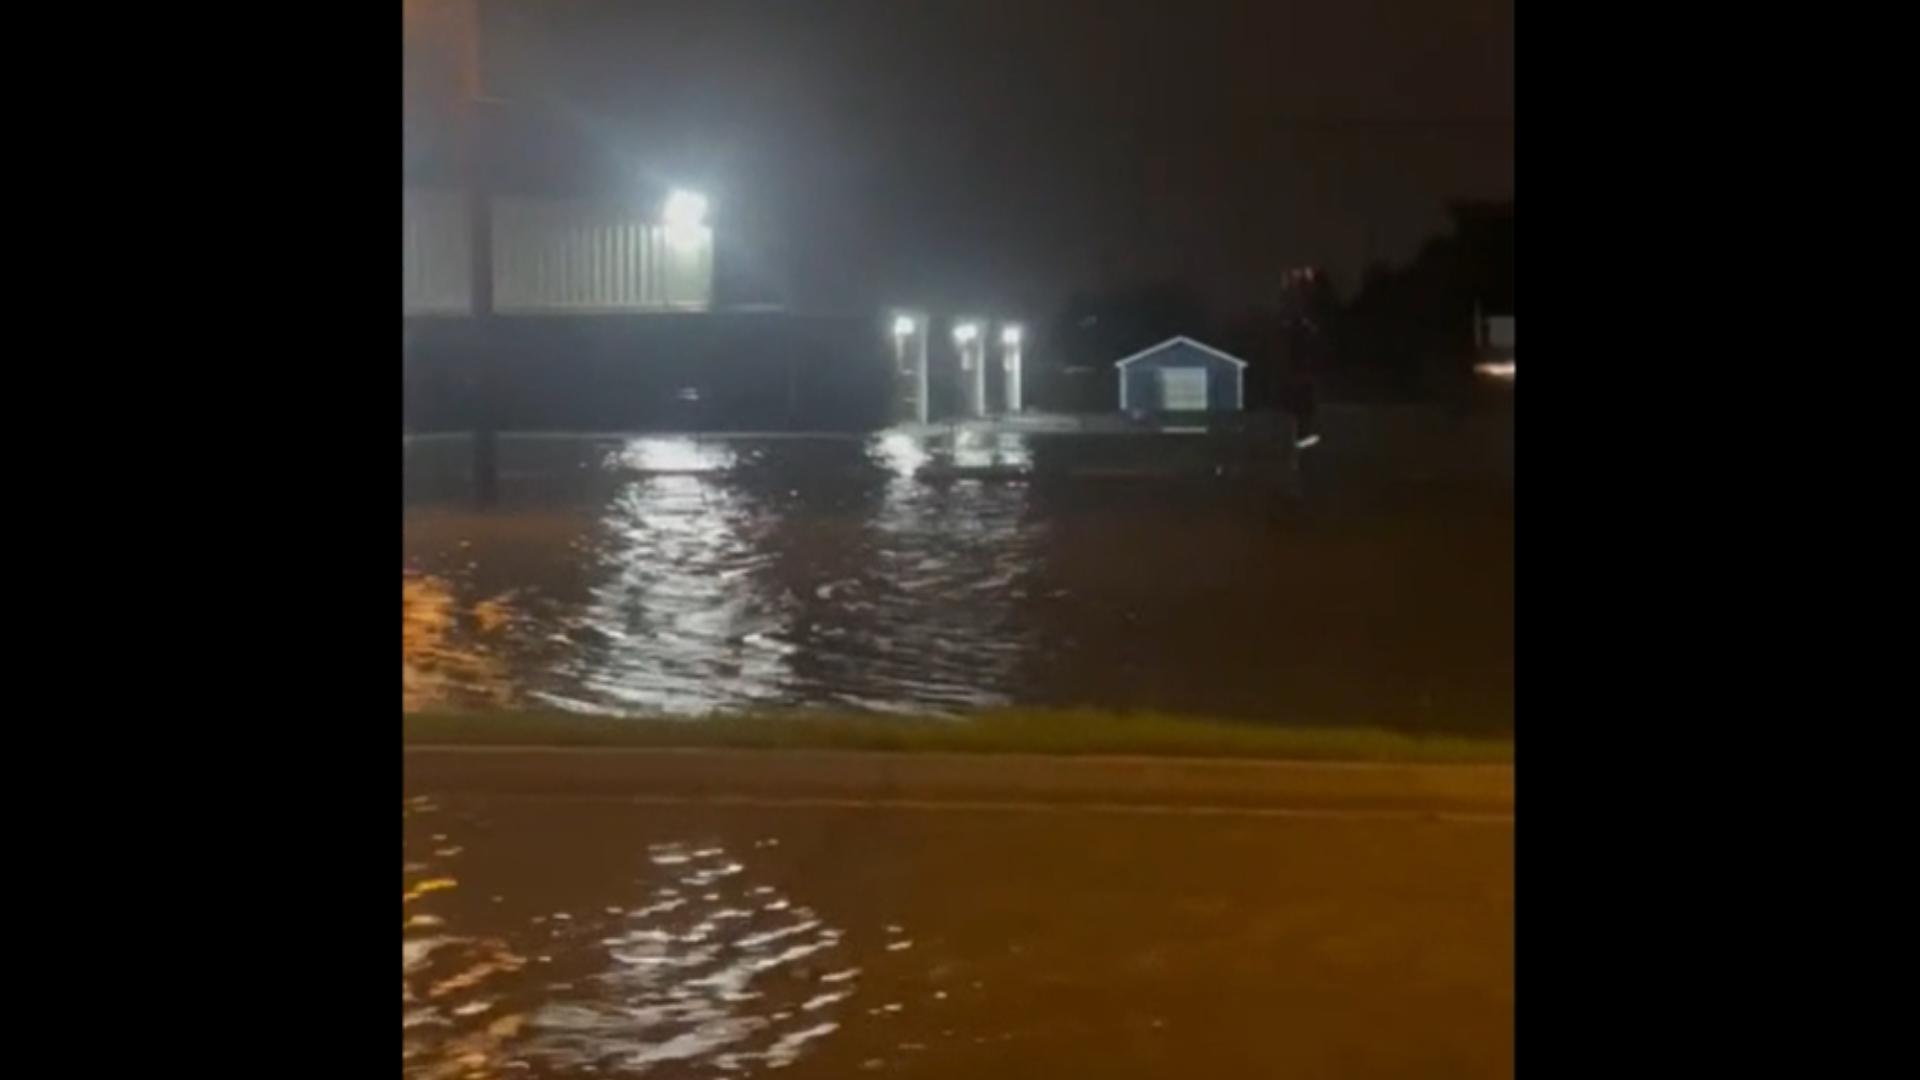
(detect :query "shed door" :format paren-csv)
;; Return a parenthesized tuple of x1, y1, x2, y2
(1159, 367, 1209, 411)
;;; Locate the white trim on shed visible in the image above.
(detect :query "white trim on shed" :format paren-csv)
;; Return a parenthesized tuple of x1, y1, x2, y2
(1114, 336, 1249, 412)
(1112, 336, 1250, 370)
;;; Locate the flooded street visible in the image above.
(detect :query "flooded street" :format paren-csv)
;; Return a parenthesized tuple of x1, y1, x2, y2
(403, 754, 1513, 1079)
(402, 431, 1515, 1077)
(404, 431, 1512, 732)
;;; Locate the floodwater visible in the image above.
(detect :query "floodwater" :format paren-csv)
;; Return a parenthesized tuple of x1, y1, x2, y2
(401, 785, 1513, 1079)
(403, 430, 1512, 732)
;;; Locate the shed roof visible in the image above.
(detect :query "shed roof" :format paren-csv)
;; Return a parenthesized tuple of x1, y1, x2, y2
(1112, 335, 1249, 369)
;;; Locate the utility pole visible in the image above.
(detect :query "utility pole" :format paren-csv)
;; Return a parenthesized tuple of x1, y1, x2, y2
(429, 0, 501, 503)
(917, 321, 929, 425)
(456, 0, 492, 323)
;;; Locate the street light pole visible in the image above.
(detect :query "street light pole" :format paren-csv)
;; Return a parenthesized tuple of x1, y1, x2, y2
(892, 314, 919, 425)
(974, 335, 986, 418)
(1001, 325, 1023, 414)
(916, 318, 929, 424)
(443, 0, 499, 503)
(894, 314, 930, 426)
(954, 322, 983, 418)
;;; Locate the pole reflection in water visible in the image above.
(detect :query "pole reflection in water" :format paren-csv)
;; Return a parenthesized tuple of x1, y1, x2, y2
(829, 429, 1044, 710)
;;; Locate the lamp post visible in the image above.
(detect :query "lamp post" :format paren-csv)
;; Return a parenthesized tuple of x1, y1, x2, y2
(892, 314, 915, 370)
(892, 314, 929, 425)
(916, 318, 929, 424)
(953, 321, 984, 418)
(1000, 324, 1023, 414)
(414, 0, 503, 503)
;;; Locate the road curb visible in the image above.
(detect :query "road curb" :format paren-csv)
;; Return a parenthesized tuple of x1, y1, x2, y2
(404, 745, 1513, 816)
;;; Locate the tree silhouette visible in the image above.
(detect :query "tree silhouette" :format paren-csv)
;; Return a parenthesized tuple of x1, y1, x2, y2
(1338, 201, 1513, 398)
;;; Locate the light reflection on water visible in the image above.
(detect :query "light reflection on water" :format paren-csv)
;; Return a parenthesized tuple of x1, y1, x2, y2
(403, 576, 517, 712)
(848, 434, 1040, 711)
(407, 433, 1047, 717)
(535, 472, 798, 715)
(949, 429, 1033, 472)
(403, 800, 858, 1078)
(609, 437, 739, 476)
(403, 430, 1515, 729)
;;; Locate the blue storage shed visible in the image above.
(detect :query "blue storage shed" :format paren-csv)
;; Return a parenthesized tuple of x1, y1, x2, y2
(1114, 336, 1248, 413)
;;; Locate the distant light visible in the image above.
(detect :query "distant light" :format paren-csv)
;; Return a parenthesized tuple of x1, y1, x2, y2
(1001, 325, 1022, 346)
(662, 189, 708, 229)
(1294, 433, 1322, 449)
(892, 315, 916, 338)
(662, 189, 710, 253)
(1473, 360, 1516, 380)
(953, 322, 979, 344)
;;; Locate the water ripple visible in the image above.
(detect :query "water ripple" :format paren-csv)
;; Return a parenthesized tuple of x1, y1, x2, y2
(404, 809, 857, 1078)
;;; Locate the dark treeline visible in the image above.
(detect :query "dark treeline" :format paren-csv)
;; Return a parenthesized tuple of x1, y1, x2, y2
(1032, 201, 1514, 411)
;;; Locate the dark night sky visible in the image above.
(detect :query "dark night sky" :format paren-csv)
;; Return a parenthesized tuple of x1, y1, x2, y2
(476, 0, 1512, 316)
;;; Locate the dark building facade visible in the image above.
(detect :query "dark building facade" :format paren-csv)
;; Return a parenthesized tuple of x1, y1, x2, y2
(403, 313, 890, 433)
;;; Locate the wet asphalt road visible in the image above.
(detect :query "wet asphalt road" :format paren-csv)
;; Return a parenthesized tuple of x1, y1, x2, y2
(405, 749, 1512, 1079)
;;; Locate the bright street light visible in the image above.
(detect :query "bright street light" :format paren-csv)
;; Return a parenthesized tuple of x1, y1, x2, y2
(1001, 325, 1022, 346)
(953, 322, 979, 344)
(663, 189, 708, 229)
(663, 189, 710, 253)
(893, 314, 916, 338)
